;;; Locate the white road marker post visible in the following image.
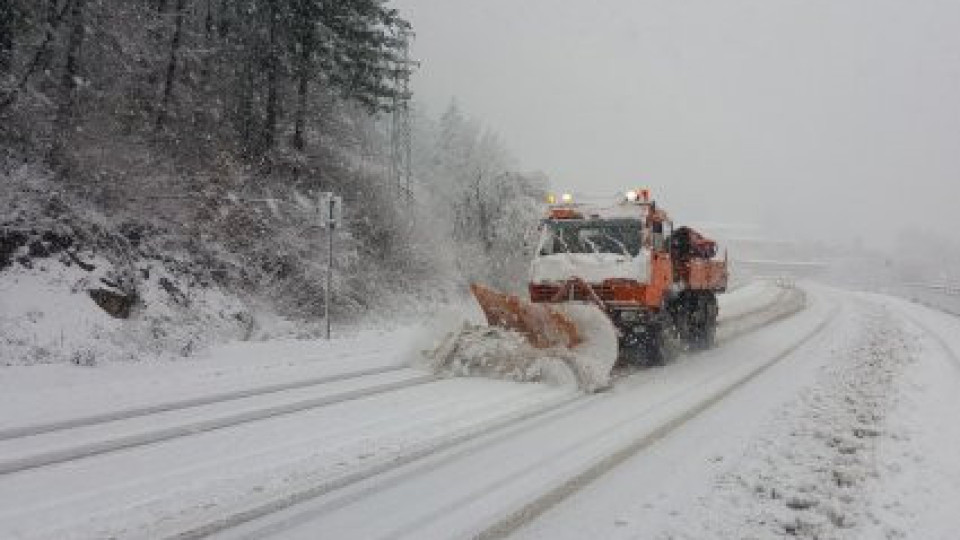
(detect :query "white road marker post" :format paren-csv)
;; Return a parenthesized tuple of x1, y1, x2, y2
(319, 192, 343, 340)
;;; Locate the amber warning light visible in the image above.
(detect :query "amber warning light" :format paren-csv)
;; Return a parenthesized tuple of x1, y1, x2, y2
(625, 188, 651, 203)
(546, 193, 575, 205)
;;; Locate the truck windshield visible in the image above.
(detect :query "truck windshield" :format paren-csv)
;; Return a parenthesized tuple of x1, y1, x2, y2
(538, 221, 642, 256)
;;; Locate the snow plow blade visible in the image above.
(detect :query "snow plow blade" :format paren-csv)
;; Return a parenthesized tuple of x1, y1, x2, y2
(470, 283, 582, 349)
(421, 285, 617, 393)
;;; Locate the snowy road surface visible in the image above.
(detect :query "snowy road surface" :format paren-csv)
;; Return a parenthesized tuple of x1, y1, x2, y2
(1, 280, 958, 539)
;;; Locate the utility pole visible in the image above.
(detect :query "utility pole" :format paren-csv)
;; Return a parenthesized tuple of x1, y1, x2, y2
(325, 199, 332, 340)
(319, 192, 343, 339)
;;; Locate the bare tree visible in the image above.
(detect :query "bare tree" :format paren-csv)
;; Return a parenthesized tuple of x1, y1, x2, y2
(50, 0, 86, 172)
(157, 0, 188, 129)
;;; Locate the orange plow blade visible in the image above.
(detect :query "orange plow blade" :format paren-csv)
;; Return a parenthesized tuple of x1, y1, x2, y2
(470, 283, 582, 349)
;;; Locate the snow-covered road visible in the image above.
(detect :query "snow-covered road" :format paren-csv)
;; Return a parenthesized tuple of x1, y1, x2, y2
(2, 280, 957, 539)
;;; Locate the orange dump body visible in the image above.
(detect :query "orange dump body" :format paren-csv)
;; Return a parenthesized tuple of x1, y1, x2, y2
(670, 225, 728, 293)
(678, 258, 728, 291)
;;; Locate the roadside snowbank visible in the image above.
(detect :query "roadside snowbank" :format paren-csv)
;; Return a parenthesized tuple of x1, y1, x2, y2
(679, 305, 918, 538)
(862, 295, 960, 539)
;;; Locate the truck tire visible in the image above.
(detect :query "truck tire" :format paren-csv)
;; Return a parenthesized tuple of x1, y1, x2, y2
(692, 292, 718, 350)
(642, 321, 675, 366)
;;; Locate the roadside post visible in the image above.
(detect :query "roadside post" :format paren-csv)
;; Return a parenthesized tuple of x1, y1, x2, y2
(319, 192, 343, 339)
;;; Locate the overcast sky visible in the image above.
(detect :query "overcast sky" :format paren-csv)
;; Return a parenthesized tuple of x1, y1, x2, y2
(393, 0, 960, 250)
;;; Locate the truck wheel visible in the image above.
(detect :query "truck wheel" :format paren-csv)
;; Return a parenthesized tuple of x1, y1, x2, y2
(695, 292, 718, 349)
(643, 322, 674, 366)
(618, 333, 646, 366)
(700, 318, 717, 349)
(684, 291, 718, 350)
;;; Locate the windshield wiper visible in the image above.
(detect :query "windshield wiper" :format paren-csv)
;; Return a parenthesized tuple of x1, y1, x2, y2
(601, 232, 632, 258)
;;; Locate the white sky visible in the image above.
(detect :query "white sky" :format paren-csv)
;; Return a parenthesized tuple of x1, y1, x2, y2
(393, 0, 960, 249)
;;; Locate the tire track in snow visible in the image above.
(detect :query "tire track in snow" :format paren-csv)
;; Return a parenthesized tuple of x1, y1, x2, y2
(608, 283, 806, 384)
(166, 393, 594, 540)
(0, 368, 436, 476)
(0, 363, 410, 441)
(471, 298, 838, 540)
(211, 289, 833, 540)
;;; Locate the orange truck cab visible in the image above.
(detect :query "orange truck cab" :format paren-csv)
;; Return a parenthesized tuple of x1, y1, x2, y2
(527, 190, 728, 364)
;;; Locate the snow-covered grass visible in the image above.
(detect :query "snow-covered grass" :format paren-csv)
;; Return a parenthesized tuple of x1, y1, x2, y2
(0, 258, 122, 365)
(0, 253, 260, 366)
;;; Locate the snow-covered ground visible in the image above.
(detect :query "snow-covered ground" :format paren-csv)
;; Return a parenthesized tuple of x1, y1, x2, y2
(0, 326, 426, 433)
(0, 251, 261, 367)
(512, 290, 960, 540)
(2, 279, 957, 539)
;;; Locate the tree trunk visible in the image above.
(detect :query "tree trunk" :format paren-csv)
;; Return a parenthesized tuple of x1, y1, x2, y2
(237, 64, 255, 152)
(203, 0, 214, 36)
(0, 0, 67, 112)
(38, 0, 62, 70)
(263, 0, 280, 151)
(475, 171, 492, 253)
(293, 58, 309, 151)
(217, 0, 230, 38)
(50, 0, 86, 172)
(0, 0, 15, 73)
(56, 0, 86, 129)
(157, 0, 187, 130)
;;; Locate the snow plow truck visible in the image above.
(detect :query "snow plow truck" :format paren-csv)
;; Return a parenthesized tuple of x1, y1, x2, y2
(471, 188, 728, 366)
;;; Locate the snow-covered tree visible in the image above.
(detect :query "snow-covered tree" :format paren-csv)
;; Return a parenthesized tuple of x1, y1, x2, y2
(413, 100, 547, 291)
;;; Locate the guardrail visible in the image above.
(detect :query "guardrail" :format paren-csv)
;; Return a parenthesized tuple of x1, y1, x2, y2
(895, 282, 960, 316)
(901, 282, 960, 296)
